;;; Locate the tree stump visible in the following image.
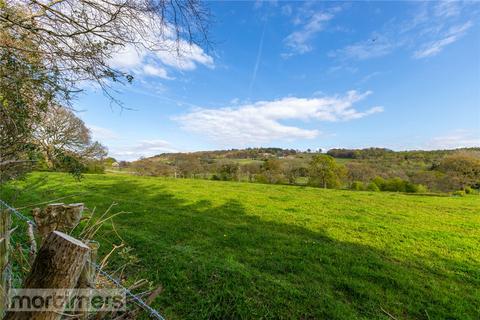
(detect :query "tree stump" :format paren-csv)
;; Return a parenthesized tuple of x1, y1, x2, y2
(4, 231, 90, 320)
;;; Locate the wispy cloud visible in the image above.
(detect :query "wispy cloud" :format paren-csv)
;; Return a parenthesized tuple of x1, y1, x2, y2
(434, 0, 462, 18)
(175, 91, 383, 147)
(284, 12, 334, 55)
(429, 130, 480, 150)
(110, 140, 178, 160)
(414, 21, 473, 58)
(283, 4, 341, 56)
(332, 33, 397, 60)
(254, 0, 278, 10)
(88, 125, 119, 141)
(249, 20, 267, 97)
(332, 2, 476, 61)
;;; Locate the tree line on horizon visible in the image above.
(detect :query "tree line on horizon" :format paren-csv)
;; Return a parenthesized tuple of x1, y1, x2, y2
(107, 147, 480, 194)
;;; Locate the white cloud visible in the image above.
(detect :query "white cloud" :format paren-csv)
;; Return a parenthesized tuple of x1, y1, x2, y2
(333, 2, 475, 61)
(109, 45, 145, 69)
(109, 37, 213, 79)
(175, 91, 383, 146)
(110, 140, 178, 161)
(333, 33, 396, 60)
(434, 1, 461, 18)
(154, 39, 214, 71)
(142, 64, 172, 79)
(414, 21, 473, 58)
(284, 11, 335, 54)
(88, 125, 119, 141)
(429, 130, 480, 150)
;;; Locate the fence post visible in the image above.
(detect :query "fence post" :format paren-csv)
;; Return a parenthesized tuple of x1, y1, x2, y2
(77, 241, 99, 320)
(4, 231, 90, 320)
(1, 208, 12, 317)
(32, 203, 84, 240)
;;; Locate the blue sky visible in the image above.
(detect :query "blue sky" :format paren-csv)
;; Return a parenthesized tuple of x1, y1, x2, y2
(76, 1, 480, 160)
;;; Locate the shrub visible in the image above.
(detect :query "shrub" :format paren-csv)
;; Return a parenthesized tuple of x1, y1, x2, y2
(254, 173, 269, 184)
(383, 177, 407, 192)
(350, 181, 364, 191)
(366, 182, 380, 192)
(372, 177, 386, 190)
(405, 183, 428, 193)
(464, 186, 473, 194)
(452, 190, 466, 197)
(416, 184, 428, 193)
(84, 161, 105, 174)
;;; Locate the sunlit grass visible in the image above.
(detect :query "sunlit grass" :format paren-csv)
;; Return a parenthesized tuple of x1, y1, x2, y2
(3, 172, 479, 319)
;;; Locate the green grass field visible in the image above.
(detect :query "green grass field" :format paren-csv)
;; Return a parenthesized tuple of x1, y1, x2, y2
(2, 172, 479, 319)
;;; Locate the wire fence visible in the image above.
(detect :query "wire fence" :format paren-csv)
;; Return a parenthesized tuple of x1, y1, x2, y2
(0, 199, 166, 320)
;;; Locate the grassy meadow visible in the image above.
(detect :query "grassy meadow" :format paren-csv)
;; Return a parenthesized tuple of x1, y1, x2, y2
(2, 172, 479, 319)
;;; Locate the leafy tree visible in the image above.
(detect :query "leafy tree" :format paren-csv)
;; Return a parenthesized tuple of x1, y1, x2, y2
(240, 162, 262, 182)
(261, 159, 284, 184)
(133, 159, 173, 177)
(282, 159, 307, 184)
(346, 162, 378, 184)
(0, 27, 62, 182)
(308, 155, 346, 189)
(216, 160, 239, 181)
(436, 153, 480, 190)
(33, 105, 107, 169)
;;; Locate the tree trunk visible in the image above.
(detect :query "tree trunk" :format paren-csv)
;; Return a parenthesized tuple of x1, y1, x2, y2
(4, 231, 90, 320)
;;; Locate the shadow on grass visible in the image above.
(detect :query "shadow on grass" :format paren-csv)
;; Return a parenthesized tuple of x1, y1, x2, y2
(6, 175, 480, 320)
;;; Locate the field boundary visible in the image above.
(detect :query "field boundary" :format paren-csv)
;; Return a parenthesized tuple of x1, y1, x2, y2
(0, 199, 166, 320)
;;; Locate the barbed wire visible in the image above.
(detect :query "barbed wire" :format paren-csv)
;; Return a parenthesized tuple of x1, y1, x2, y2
(94, 264, 166, 320)
(0, 199, 166, 320)
(0, 199, 35, 226)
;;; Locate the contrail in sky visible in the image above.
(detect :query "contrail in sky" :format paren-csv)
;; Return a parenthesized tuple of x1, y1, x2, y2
(248, 20, 267, 99)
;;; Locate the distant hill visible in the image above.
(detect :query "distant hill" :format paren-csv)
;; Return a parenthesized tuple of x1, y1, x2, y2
(121, 147, 480, 193)
(144, 147, 479, 163)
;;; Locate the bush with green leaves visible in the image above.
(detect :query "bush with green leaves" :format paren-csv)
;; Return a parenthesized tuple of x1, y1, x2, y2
(350, 181, 365, 191)
(452, 190, 466, 197)
(367, 182, 380, 192)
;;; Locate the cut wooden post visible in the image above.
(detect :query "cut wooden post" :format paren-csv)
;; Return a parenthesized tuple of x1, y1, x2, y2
(77, 241, 99, 320)
(1, 209, 12, 318)
(57, 203, 84, 232)
(4, 231, 90, 320)
(77, 241, 99, 290)
(27, 222, 37, 265)
(32, 203, 84, 239)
